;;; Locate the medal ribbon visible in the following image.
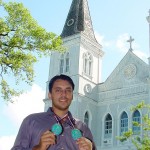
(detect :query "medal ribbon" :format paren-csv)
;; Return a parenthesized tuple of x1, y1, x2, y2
(51, 110, 82, 140)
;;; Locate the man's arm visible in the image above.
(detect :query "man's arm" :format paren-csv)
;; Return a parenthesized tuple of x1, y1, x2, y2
(11, 116, 33, 150)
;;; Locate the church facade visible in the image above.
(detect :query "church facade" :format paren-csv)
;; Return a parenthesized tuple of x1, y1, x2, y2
(44, 0, 150, 149)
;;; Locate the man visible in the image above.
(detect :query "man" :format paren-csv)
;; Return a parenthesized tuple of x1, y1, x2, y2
(11, 74, 96, 150)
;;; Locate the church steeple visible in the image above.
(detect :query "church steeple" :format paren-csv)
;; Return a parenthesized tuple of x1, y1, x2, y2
(61, 0, 97, 43)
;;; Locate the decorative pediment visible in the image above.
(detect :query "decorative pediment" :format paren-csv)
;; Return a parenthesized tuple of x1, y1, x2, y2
(100, 51, 149, 92)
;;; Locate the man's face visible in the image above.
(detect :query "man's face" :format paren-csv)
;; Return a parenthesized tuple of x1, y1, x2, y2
(48, 79, 73, 112)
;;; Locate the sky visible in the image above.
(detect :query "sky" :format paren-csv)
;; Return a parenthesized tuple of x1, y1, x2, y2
(0, 0, 150, 149)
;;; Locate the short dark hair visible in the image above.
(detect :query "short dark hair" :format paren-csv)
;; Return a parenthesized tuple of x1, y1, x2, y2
(49, 74, 75, 93)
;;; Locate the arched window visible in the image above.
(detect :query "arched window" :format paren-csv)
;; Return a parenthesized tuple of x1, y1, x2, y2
(65, 53, 69, 72)
(104, 114, 112, 138)
(83, 52, 93, 76)
(59, 53, 70, 74)
(60, 54, 64, 74)
(132, 110, 141, 134)
(84, 111, 89, 126)
(120, 112, 128, 135)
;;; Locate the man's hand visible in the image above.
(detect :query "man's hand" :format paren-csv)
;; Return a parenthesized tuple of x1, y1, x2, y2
(33, 130, 56, 150)
(76, 137, 92, 150)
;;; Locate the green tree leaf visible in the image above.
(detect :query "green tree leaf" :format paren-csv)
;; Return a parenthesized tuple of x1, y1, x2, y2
(0, 0, 65, 102)
(117, 101, 150, 150)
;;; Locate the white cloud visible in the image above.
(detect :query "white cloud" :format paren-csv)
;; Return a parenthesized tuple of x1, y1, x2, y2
(94, 32, 148, 63)
(0, 84, 46, 150)
(133, 50, 148, 63)
(95, 32, 136, 53)
(94, 31, 112, 47)
(3, 84, 45, 128)
(0, 135, 16, 150)
(116, 33, 129, 53)
(115, 34, 148, 62)
(94, 31, 104, 45)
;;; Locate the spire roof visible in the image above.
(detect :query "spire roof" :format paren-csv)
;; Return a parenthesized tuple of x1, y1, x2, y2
(61, 0, 97, 43)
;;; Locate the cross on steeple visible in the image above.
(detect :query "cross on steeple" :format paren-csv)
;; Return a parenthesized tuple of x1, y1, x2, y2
(127, 36, 134, 51)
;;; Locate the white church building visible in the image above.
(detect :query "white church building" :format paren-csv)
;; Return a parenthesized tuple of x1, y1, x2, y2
(43, 0, 150, 149)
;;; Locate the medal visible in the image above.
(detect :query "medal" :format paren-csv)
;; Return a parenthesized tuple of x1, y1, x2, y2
(51, 109, 82, 139)
(71, 128, 82, 140)
(51, 123, 62, 135)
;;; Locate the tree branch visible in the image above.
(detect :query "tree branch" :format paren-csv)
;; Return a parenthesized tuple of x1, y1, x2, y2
(0, 33, 9, 36)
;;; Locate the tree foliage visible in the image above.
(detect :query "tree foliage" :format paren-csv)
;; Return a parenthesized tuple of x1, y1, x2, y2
(117, 101, 150, 150)
(0, 0, 64, 102)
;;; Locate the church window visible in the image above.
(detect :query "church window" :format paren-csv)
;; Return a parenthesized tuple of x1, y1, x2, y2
(120, 112, 128, 135)
(104, 114, 112, 138)
(84, 111, 89, 127)
(83, 52, 93, 76)
(59, 53, 70, 74)
(132, 110, 141, 134)
(60, 54, 64, 74)
(65, 52, 70, 72)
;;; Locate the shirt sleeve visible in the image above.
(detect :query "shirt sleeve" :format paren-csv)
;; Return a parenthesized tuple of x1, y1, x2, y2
(11, 116, 34, 150)
(83, 125, 97, 150)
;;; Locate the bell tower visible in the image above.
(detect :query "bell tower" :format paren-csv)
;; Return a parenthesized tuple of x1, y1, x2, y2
(44, 0, 104, 122)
